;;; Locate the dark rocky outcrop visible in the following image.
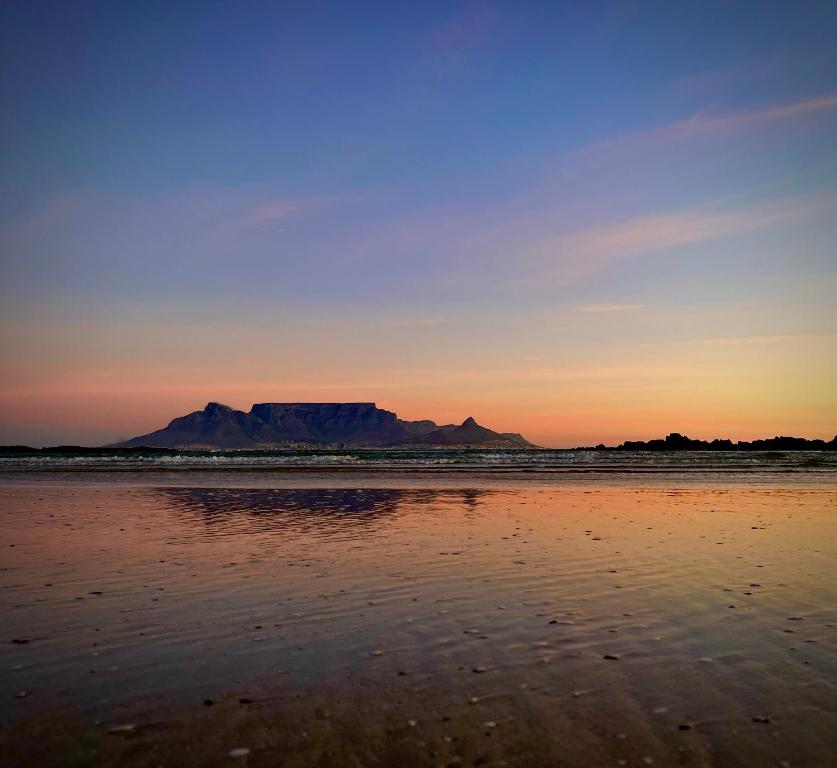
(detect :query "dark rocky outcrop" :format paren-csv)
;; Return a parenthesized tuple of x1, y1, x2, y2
(113, 403, 534, 449)
(399, 416, 534, 447)
(574, 432, 837, 451)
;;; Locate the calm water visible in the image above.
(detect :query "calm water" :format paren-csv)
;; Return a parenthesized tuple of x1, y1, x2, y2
(2, 465, 836, 766)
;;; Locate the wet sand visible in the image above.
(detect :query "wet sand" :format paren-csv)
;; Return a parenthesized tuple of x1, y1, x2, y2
(2, 480, 836, 766)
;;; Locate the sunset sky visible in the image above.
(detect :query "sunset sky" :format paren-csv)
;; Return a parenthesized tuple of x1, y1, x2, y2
(1, 1, 836, 447)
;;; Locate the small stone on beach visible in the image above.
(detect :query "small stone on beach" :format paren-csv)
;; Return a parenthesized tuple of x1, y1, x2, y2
(108, 724, 136, 735)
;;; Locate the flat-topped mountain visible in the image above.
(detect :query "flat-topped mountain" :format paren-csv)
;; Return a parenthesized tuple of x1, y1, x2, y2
(114, 402, 535, 449)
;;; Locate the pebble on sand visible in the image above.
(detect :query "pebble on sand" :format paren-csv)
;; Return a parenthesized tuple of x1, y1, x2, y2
(603, 653, 621, 660)
(108, 724, 136, 735)
(472, 666, 488, 673)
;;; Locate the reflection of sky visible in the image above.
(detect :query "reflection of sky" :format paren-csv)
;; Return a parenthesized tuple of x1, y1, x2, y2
(4, 482, 837, 750)
(1, 2, 835, 445)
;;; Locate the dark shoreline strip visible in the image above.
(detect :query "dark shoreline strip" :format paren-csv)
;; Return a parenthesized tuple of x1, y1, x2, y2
(0, 465, 810, 474)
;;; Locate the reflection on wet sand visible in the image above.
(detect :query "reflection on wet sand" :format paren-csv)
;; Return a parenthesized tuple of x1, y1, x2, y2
(161, 487, 487, 532)
(2, 483, 836, 767)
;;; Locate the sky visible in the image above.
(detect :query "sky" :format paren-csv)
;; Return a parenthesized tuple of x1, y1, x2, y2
(1, 0, 836, 447)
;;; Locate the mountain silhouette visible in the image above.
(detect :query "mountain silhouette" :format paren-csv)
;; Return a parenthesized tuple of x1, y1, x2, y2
(114, 402, 535, 449)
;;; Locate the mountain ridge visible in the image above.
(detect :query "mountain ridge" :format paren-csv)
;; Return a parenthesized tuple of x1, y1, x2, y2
(113, 402, 536, 449)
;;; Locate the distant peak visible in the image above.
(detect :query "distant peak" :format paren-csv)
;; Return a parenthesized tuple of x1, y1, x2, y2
(462, 416, 478, 426)
(204, 402, 232, 412)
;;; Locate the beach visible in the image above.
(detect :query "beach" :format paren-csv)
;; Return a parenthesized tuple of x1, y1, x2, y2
(2, 454, 836, 767)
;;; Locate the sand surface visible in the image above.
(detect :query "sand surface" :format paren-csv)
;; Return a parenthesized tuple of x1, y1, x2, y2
(2, 480, 836, 766)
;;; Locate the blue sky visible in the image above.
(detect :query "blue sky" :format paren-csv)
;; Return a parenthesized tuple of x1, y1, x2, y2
(1, 1, 836, 445)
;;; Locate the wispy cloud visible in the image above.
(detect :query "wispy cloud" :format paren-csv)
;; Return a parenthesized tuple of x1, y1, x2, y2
(572, 92, 837, 161)
(246, 199, 301, 225)
(578, 303, 647, 313)
(521, 193, 836, 287)
(422, 187, 837, 300)
(420, 83, 837, 298)
(689, 331, 837, 347)
(292, 315, 447, 330)
(0, 186, 314, 293)
(390, 317, 447, 327)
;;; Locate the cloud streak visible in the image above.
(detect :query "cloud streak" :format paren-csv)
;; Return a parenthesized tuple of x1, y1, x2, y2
(578, 303, 647, 313)
(246, 199, 301, 225)
(426, 91, 837, 298)
(689, 331, 837, 347)
(571, 91, 837, 161)
(516, 192, 837, 288)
